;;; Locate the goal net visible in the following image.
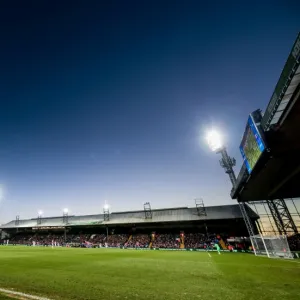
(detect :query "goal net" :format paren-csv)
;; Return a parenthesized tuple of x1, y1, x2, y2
(250, 235, 293, 259)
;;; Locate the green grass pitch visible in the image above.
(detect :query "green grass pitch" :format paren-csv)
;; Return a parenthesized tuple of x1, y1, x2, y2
(0, 247, 300, 300)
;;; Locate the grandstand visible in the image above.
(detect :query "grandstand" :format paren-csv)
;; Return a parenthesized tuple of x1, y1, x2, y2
(1, 204, 258, 232)
(0, 204, 258, 249)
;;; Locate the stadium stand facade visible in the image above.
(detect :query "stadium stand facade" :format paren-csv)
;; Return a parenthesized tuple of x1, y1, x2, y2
(0, 204, 259, 251)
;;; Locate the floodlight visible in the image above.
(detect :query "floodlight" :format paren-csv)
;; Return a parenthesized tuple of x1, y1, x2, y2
(63, 208, 68, 214)
(206, 129, 223, 152)
(38, 210, 43, 217)
(103, 203, 109, 210)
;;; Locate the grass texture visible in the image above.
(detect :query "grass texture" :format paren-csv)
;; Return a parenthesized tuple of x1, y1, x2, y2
(0, 247, 300, 299)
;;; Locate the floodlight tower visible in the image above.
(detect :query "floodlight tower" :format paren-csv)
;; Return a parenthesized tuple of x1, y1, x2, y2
(205, 130, 257, 246)
(206, 130, 237, 186)
(15, 215, 20, 226)
(37, 210, 43, 225)
(63, 208, 69, 224)
(103, 202, 110, 221)
(144, 202, 152, 219)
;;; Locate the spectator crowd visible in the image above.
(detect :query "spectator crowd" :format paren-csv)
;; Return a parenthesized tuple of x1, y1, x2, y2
(288, 234, 300, 251)
(1, 231, 225, 249)
(3, 231, 299, 251)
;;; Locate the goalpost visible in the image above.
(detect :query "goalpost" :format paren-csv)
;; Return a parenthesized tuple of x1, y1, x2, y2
(250, 234, 293, 259)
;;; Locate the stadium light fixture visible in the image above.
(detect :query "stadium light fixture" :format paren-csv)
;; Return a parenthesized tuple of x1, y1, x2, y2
(103, 203, 109, 210)
(204, 127, 257, 252)
(63, 208, 69, 214)
(206, 129, 223, 152)
(38, 210, 43, 217)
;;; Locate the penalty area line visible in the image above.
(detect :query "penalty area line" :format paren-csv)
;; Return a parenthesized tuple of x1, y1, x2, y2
(0, 287, 51, 300)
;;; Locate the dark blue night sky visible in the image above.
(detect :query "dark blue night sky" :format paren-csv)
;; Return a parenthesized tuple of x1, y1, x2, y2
(0, 1, 299, 221)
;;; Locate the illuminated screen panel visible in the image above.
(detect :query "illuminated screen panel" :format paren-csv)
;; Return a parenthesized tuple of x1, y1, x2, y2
(240, 115, 266, 174)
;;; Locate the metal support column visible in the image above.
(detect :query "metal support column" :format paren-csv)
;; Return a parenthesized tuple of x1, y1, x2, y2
(290, 198, 300, 219)
(266, 199, 298, 235)
(37, 215, 42, 225)
(238, 202, 257, 237)
(255, 219, 263, 235)
(238, 202, 261, 254)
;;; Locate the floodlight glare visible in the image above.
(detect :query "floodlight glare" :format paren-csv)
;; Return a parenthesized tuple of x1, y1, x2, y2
(103, 203, 109, 210)
(206, 129, 223, 152)
(38, 210, 43, 217)
(63, 208, 68, 214)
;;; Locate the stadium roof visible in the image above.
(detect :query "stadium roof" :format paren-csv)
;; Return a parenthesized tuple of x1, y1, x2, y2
(0, 204, 258, 229)
(261, 32, 300, 131)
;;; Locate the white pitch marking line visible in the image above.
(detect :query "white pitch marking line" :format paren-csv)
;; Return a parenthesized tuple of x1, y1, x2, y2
(0, 287, 51, 300)
(207, 252, 211, 258)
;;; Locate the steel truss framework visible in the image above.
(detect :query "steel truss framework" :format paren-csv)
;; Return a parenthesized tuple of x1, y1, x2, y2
(63, 212, 68, 224)
(249, 199, 300, 236)
(144, 202, 152, 219)
(195, 198, 206, 216)
(218, 148, 237, 187)
(236, 202, 264, 254)
(103, 207, 110, 221)
(249, 201, 277, 235)
(217, 146, 299, 238)
(15, 215, 20, 226)
(266, 199, 298, 235)
(238, 202, 257, 236)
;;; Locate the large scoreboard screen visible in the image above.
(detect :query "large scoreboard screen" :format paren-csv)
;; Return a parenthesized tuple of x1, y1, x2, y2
(240, 114, 266, 174)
